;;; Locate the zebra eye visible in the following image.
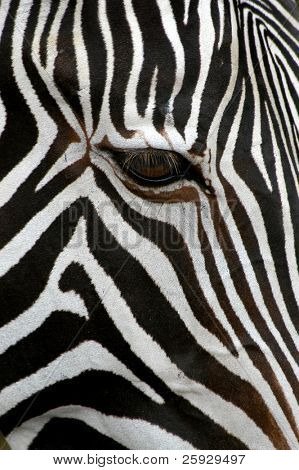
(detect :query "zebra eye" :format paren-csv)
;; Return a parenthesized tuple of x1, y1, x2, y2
(116, 149, 190, 186)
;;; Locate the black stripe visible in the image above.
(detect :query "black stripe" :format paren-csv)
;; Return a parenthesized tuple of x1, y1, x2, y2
(81, 0, 106, 132)
(0, 0, 38, 180)
(133, 0, 175, 129)
(53, 0, 82, 122)
(0, 371, 247, 450)
(39, 0, 58, 68)
(29, 417, 127, 450)
(107, 0, 134, 138)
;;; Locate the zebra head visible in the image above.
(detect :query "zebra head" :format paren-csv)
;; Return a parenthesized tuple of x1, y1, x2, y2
(0, 0, 298, 450)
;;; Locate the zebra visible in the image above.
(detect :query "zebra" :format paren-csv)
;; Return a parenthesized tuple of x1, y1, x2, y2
(0, 0, 298, 450)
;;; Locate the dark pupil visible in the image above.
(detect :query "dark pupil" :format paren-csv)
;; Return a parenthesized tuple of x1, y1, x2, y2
(117, 149, 189, 185)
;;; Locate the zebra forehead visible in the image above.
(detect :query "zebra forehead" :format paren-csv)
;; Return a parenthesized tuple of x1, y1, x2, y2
(51, 0, 235, 153)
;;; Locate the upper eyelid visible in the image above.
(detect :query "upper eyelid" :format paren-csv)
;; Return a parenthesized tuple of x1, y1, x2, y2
(120, 150, 185, 172)
(116, 148, 185, 166)
(113, 148, 183, 157)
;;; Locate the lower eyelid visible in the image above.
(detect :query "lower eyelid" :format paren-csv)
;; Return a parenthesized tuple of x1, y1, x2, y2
(127, 168, 183, 185)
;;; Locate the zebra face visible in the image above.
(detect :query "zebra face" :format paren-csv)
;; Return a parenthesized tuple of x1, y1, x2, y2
(0, 0, 298, 451)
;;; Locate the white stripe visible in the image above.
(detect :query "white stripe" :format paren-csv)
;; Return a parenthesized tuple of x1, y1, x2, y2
(0, 229, 90, 355)
(156, 0, 185, 112)
(269, 43, 299, 143)
(207, 0, 239, 148)
(265, 104, 299, 322)
(8, 405, 194, 450)
(156, 0, 187, 151)
(184, 0, 191, 24)
(46, 0, 70, 77)
(120, 173, 299, 440)
(123, 0, 144, 129)
(244, 9, 273, 190)
(30, 6, 85, 143)
(0, 340, 163, 418)
(263, 0, 299, 30)
(31, 0, 51, 65)
(254, 21, 299, 197)
(122, 0, 167, 148)
(91, 0, 144, 148)
(203, 4, 299, 442)
(35, 141, 86, 191)
(266, 35, 299, 179)
(0, 164, 238, 373)
(73, 224, 275, 450)
(206, 0, 298, 377)
(0, 178, 275, 447)
(0, 0, 10, 42)
(217, 0, 225, 49)
(198, 193, 299, 444)
(73, 0, 93, 137)
(0, 0, 57, 209)
(0, 155, 276, 398)
(0, 93, 6, 139)
(185, 0, 215, 147)
(89, 156, 299, 445)
(27, 0, 85, 143)
(243, 0, 299, 49)
(218, 83, 299, 377)
(246, 21, 299, 328)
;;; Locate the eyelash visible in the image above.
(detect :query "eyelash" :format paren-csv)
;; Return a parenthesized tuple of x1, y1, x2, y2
(115, 149, 191, 186)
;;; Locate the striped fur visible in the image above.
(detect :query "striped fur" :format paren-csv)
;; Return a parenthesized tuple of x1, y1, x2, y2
(0, 0, 298, 449)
